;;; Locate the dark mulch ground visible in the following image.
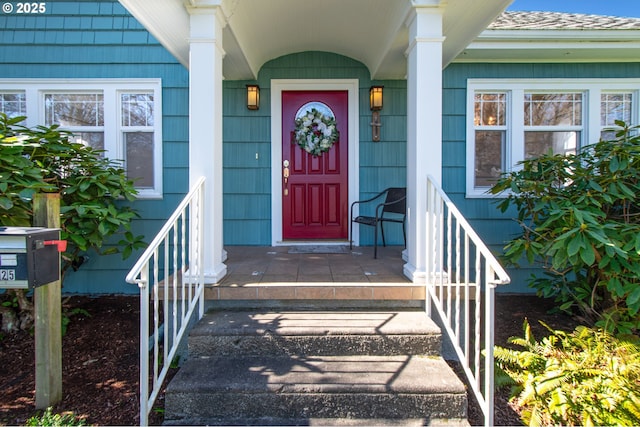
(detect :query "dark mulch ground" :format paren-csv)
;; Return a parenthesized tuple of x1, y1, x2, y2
(0, 294, 580, 426)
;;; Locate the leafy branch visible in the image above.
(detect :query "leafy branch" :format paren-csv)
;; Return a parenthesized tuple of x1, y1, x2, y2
(490, 121, 640, 334)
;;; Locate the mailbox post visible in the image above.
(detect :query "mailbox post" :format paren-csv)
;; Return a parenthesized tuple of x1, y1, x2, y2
(0, 224, 65, 409)
(0, 192, 66, 408)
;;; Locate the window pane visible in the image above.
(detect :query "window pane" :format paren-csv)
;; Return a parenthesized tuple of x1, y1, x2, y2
(122, 93, 154, 127)
(124, 132, 154, 188)
(525, 93, 582, 126)
(71, 132, 105, 152)
(525, 131, 579, 159)
(474, 93, 506, 126)
(0, 92, 26, 118)
(601, 93, 632, 126)
(600, 130, 618, 141)
(475, 130, 504, 187)
(44, 93, 104, 127)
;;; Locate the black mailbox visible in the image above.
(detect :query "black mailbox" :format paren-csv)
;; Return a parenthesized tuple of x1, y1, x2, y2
(0, 227, 64, 289)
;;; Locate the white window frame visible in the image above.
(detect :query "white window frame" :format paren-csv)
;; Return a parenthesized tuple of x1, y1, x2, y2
(466, 78, 640, 198)
(0, 79, 163, 199)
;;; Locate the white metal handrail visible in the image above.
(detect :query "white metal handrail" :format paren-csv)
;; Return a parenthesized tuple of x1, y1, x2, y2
(125, 176, 206, 427)
(425, 175, 510, 427)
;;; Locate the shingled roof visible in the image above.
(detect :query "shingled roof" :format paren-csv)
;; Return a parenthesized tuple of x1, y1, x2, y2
(490, 11, 640, 30)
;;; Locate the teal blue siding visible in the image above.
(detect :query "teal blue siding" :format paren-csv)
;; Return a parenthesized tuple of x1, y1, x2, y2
(163, 89, 189, 115)
(224, 169, 271, 194)
(223, 143, 270, 167)
(0, 1, 190, 294)
(224, 220, 272, 245)
(443, 141, 465, 168)
(360, 141, 406, 166)
(222, 78, 273, 244)
(223, 195, 271, 219)
(222, 52, 407, 246)
(163, 117, 189, 142)
(443, 62, 640, 293)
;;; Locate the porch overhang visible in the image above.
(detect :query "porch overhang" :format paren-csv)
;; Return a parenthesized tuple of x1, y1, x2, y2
(118, 0, 512, 79)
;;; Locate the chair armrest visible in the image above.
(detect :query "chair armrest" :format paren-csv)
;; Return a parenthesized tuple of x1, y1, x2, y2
(350, 189, 389, 216)
(351, 189, 388, 206)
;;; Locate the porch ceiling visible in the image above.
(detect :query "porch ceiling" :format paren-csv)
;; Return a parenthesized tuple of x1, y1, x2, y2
(118, 0, 512, 80)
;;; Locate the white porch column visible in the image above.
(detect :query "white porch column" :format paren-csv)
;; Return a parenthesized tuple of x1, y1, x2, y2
(188, 5, 226, 282)
(403, 3, 444, 282)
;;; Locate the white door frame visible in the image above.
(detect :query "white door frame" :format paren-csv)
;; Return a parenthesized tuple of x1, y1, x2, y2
(270, 79, 360, 245)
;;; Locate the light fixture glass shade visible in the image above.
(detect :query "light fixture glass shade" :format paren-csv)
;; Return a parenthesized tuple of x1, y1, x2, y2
(369, 86, 383, 111)
(247, 85, 260, 110)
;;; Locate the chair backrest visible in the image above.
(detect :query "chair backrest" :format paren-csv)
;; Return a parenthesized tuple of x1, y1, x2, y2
(383, 187, 406, 215)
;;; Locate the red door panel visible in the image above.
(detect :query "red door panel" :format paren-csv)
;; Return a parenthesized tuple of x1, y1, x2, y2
(282, 91, 348, 240)
(291, 184, 305, 227)
(325, 184, 341, 226)
(308, 184, 323, 226)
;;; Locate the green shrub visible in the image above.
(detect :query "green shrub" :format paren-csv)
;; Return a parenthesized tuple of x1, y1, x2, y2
(495, 320, 640, 427)
(0, 113, 145, 278)
(490, 122, 640, 334)
(0, 113, 145, 333)
(26, 407, 86, 426)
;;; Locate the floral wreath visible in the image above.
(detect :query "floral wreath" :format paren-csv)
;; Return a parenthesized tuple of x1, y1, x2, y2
(294, 108, 339, 156)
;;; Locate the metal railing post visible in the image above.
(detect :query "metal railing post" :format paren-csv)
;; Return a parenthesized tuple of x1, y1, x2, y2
(424, 175, 510, 427)
(126, 177, 207, 427)
(138, 273, 149, 426)
(484, 277, 497, 427)
(425, 180, 433, 317)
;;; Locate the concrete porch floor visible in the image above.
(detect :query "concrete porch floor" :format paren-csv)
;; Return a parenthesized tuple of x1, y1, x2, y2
(222, 245, 409, 284)
(204, 245, 424, 303)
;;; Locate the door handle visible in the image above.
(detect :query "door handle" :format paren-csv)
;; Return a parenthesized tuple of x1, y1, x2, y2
(283, 160, 290, 196)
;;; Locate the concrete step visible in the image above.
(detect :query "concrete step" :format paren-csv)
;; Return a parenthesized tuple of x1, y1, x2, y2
(165, 416, 469, 426)
(164, 355, 467, 425)
(165, 309, 467, 426)
(189, 310, 442, 357)
(163, 417, 470, 427)
(202, 282, 425, 304)
(306, 418, 468, 427)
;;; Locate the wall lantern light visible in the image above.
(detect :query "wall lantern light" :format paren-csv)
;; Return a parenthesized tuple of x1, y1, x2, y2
(247, 84, 260, 110)
(369, 86, 383, 142)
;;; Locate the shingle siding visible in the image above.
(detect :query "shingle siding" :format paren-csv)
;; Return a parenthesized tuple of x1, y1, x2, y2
(0, 0, 189, 294)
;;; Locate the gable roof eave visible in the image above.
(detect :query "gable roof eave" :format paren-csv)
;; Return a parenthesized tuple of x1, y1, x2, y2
(456, 28, 640, 63)
(440, 0, 512, 67)
(479, 28, 640, 41)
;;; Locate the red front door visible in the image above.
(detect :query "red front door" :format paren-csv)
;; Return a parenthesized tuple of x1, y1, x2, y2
(282, 90, 348, 240)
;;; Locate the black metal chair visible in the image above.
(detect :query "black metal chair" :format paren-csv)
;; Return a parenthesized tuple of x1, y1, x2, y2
(349, 187, 406, 258)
